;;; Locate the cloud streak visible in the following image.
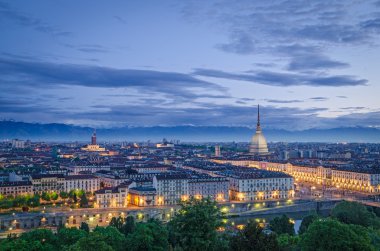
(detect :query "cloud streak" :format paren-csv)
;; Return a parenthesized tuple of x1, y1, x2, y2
(193, 68, 367, 87)
(0, 57, 227, 99)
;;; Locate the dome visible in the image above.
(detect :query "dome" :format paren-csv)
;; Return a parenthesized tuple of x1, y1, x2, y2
(249, 104, 269, 155)
(250, 129, 269, 154)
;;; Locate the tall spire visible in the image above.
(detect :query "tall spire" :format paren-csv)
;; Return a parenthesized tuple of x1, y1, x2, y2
(91, 129, 97, 145)
(256, 104, 262, 131)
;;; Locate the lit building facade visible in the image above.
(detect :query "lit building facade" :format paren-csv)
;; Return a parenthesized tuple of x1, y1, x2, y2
(153, 173, 189, 205)
(30, 174, 65, 193)
(94, 183, 129, 208)
(128, 187, 157, 207)
(188, 176, 229, 202)
(211, 158, 380, 194)
(64, 175, 100, 193)
(220, 170, 294, 201)
(0, 181, 33, 197)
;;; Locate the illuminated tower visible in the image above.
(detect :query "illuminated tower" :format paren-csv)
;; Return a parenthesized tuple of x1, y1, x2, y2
(91, 129, 97, 145)
(249, 105, 269, 155)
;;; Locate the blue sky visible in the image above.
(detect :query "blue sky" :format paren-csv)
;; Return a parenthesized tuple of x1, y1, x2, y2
(0, 0, 380, 130)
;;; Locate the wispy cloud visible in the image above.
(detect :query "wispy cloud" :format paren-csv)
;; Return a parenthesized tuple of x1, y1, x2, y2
(193, 68, 367, 87)
(0, 58, 227, 99)
(0, 1, 71, 37)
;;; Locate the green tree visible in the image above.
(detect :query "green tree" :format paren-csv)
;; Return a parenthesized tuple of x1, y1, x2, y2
(299, 219, 375, 251)
(269, 215, 295, 236)
(0, 238, 46, 251)
(93, 226, 126, 251)
(50, 192, 59, 201)
(126, 220, 169, 251)
(299, 214, 319, 235)
(27, 195, 40, 207)
(59, 191, 69, 200)
(109, 216, 124, 231)
(79, 222, 90, 233)
(41, 192, 51, 201)
(67, 232, 113, 251)
(277, 234, 300, 251)
(167, 197, 224, 251)
(121, 215, 135, 236)
(79, 194, 88, 208)
(229, 220, 279, 251)
(331, 201, 379, 228)
(19, 229, 57, 250)
(57, 227, 87, 249)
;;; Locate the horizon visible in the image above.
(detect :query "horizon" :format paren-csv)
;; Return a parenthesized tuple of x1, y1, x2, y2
(1, 1, 380, 131)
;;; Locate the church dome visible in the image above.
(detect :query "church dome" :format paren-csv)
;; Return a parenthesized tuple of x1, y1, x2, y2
(249, 105, 269, 155)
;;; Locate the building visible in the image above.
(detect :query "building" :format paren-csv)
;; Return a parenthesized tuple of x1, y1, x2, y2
(331, 168, 380, 193)
(219, 169, 294, 201)
(249, 105, 269, 155)
(153, 173, 190, 205)
(128, 187, 157, 207)
(94, 183, 130, 208)
(189, 176, 229, 201)
(215, 145, 221, 157)
(64, 175, 100, 193)
(81, 130, 106, 152)
(212, 158, 380, 194)
(0, 181, 33, 197)
(66, 164, 111, 175)
(30, 174, 65, 193)
(11, 139, 25, 149)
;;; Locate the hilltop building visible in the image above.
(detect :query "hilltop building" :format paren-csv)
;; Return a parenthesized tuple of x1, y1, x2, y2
(81, 130, 105, 152)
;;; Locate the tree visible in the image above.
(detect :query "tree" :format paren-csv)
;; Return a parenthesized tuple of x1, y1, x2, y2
(167, 197, 224, 251)
(109, 216, 124, 231)
(67, 232, 113, 251)
(299, 214, 319, 235)
(229, 220, 279, 251)
(299, 219, 375, 251)
(50, 192, 59, 201)
(331, 201, 379, 228)
(277, 234, 300, 251)
(57, 227, 87, 249)
(126, 220, 169, 251)
(59, 191, 69, 200)
(0, 238, 46, 251)
(41, 192, 51, 201)
(269, 215, 295, 236)
(93, 226, 126, 251)
(121, 215, 135, 236)
(80, 222, 90, 233)
(80, 193, 88, 208)
(27, 195, 40, 207)
(19, 229, 57, 249)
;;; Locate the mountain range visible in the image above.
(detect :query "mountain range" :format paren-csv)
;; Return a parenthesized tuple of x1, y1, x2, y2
(1, 121, 380, 143)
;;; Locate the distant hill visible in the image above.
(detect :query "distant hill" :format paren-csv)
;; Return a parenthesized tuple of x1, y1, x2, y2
(0, 121, 380, 142)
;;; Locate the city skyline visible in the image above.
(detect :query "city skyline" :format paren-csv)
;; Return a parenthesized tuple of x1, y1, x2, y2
(1, 1, 380, 130)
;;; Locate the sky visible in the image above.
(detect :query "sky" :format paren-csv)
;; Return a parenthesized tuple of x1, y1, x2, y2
(0, 0, 380, 130)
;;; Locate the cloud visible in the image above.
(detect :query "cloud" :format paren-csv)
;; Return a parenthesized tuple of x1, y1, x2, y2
(113, 15, 127, 24)
(340, 106, 366, 110)
(216, 30, 255, 54)
(266, 99, 303, 104)
(310, 97, 328, 101)
(0, 1, 71, 37)
(193, 68, 367, 87)
(287, 54, 349, 71)
(0, 58, 226, 99)
(63, 44, 109, 54)
(336, 95, 347, 98)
